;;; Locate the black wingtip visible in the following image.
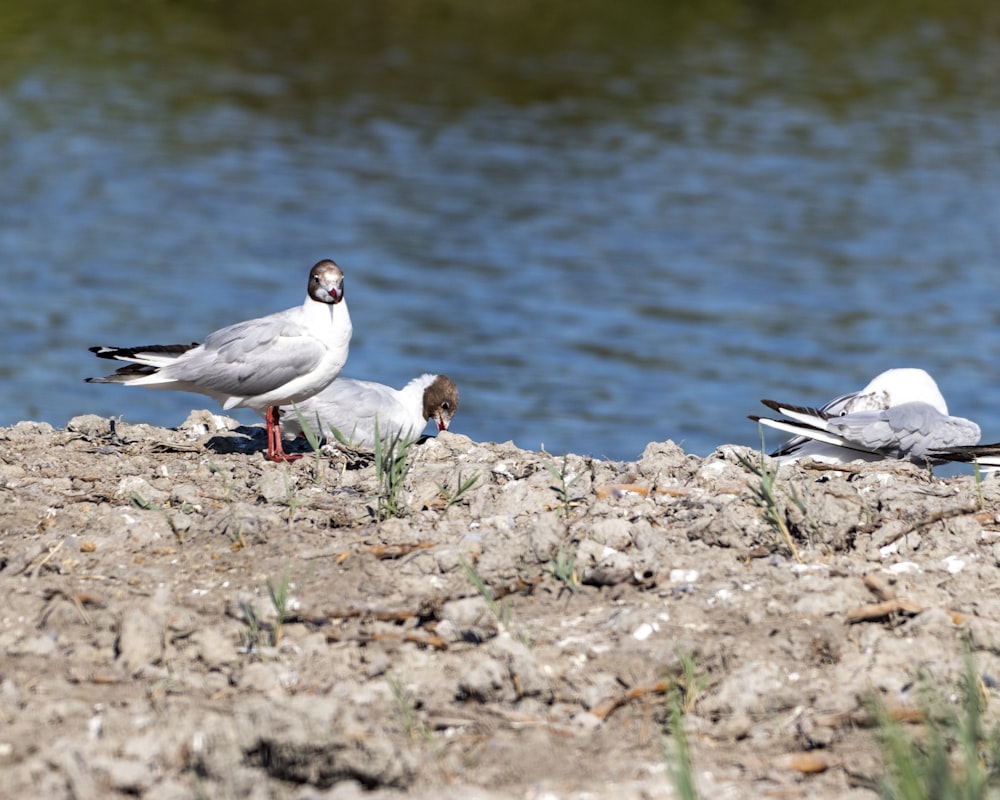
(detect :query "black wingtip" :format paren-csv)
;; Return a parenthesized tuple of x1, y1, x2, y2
(89, 343, 200, 361)
(927, 443, 1000, 463)
(90, 346, 123, 360)
(760, 398, 831, 419)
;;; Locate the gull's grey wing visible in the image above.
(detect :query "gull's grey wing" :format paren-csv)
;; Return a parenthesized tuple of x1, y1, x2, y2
(169, 308, 327, 400)
(827, 402, 980, 460)
(752, 414, 882, 459)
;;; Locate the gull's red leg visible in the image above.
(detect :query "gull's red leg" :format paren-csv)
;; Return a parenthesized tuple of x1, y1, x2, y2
(265, 406, 302, 463)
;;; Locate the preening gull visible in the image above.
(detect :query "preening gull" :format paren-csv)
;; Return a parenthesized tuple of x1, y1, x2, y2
(749, 368, 979, 465)
(278, 373, 459, 448)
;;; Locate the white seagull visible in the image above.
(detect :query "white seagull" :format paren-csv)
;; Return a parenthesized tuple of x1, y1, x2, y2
(278, 373, 459, 448)
(748, 368, 980, 465)
(87, 259, 353, 462)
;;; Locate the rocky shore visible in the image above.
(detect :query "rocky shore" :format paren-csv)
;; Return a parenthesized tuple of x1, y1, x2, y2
(3, 412, 999, 799)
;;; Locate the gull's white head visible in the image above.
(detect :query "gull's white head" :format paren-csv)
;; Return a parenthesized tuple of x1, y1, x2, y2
(859, 368, 948, 414)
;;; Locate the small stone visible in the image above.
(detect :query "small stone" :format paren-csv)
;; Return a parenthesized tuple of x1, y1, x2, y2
(633, 622, 655, 641)
(116, 608, 164, 674)
(94, 757, 155, 794)
(440, 596, 499, 643)
(256, 469, 299, 505)
(943, 555, 966, 574)
(587, 518, 634, 550)
(488, 633, 551, 700)
(195, 628, 238, 671)
(114, 476, 170, 506)
(569, 711, 602, 733)
(8, 634, 57, 657)
(457, 655, 508, 702)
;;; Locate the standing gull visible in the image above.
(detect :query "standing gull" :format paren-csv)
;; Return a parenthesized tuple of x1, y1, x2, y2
(278, 373, 459, 448)
(87, 259, 352, 462)
(748, 368, 980, 465)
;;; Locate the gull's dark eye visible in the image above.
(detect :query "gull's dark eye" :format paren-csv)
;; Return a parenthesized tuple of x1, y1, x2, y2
(441, 402, 451, 411)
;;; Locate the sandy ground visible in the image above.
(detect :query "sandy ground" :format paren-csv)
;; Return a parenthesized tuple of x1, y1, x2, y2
(3, 411, 1000, 799)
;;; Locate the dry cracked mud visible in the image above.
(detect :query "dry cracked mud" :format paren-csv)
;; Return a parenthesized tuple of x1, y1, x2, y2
(4, 411, 1000, 799)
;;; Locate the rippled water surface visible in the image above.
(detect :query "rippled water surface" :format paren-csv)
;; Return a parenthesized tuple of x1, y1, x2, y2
(3, 2, 1000, 462)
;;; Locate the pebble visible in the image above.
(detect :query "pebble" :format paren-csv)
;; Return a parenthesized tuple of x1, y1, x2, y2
(116, 608, 164, 674)
(632, 622, 655, 641)
(456, 655, 508, 702)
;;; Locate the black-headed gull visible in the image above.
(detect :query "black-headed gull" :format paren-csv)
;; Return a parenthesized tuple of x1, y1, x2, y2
(751, 400, 981, 466)
(278, 373, 459, 448)
(87, 259, 352, 462)
(748, 368, 980, 465)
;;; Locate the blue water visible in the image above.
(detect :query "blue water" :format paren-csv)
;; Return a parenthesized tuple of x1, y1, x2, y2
(3, 5, 1000, 463)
